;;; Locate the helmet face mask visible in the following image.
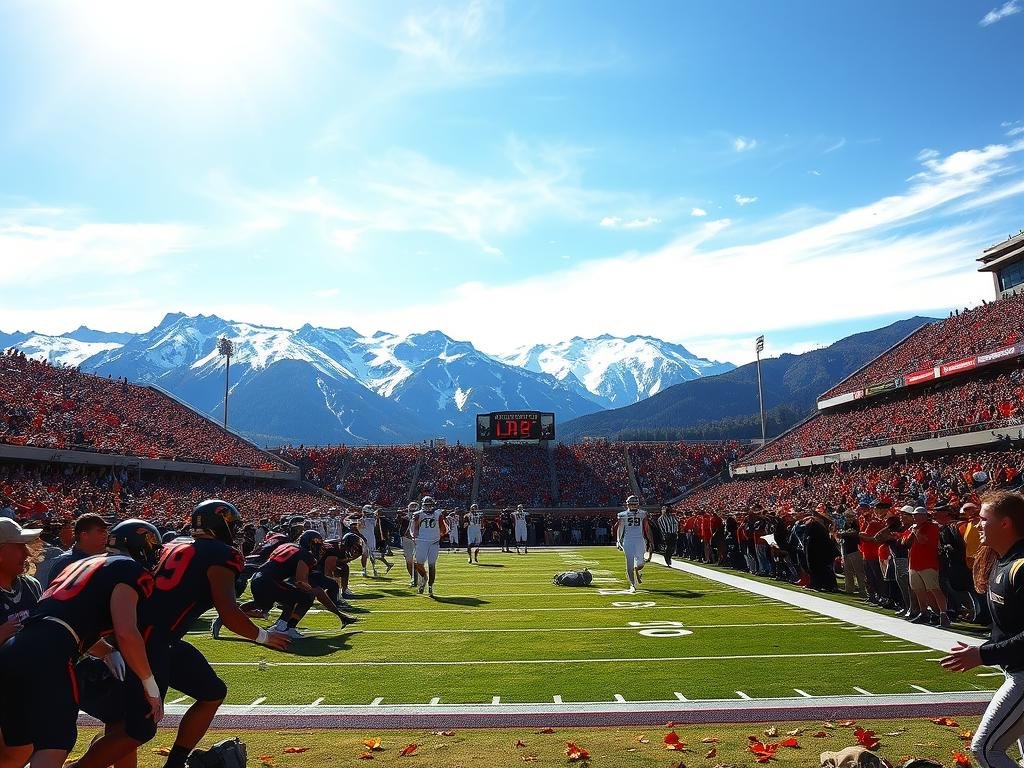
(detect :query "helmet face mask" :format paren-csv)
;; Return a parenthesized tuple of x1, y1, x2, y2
(108, 519, 163, 571)
(192, 499, 242, 545)
(298, 530, 324, 560)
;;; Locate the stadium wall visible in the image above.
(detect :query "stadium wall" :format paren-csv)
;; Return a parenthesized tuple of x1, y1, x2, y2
(0, 443, 298, 481)
(731, 424, 1022, 477)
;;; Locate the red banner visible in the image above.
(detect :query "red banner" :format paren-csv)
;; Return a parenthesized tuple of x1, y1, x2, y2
(905, 368, 937, 385)
(940, 356, 977, 376)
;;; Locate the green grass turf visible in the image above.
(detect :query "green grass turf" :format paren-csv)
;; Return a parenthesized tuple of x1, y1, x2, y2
(79, 718, 983, 768)
(173, 547, 998, 705)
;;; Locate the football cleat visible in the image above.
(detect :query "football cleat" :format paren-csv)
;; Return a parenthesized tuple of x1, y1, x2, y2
(384, 561, 393, 574)
(210, 617, 223, 639)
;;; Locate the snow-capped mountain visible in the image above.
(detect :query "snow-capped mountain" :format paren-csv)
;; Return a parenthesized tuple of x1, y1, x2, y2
(501, 334, 734, 408)
(1, 315, 732, 445)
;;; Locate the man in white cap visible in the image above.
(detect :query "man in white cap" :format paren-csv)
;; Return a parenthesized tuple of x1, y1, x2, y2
(0, 518, 43, 644)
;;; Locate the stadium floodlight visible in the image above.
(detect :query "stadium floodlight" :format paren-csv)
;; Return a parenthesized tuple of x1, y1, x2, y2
(755, 335, 766, 445)
(218, 336, 234, 429)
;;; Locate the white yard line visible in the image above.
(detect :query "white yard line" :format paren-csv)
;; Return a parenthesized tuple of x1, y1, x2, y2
(169, 696, 188, 704)
(342, 621, 841, 635)
(209, 650, 932, 668)
(853, 687, 874, 695)
(650, 554, 983, 653)
(794, 689, 812, 698)
(429, 697, 441, 705)
(368, 603, 763, 614)
(613, 694, 626, 702)
(491, 696, 501, 704)
(674, 692, 688, 701)
(248, 697, 266, 707)
(736, 691, 752, 699)
(309, 698, 324, 706)
(910, 685, 933, 693)
(553, 695, 563, 704)
(370, 697, 384, 706)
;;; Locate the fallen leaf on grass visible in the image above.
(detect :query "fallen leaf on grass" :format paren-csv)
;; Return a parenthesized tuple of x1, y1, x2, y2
(837, 720, 857, 727)
(665, 731, 683, 745)
(636, 735, 650, 744)
(522, 756, 539, 764)
(749, 740, 779, 762)
(823, 721, 837, 729)
(959, 730, 974, 741)
(358, 754, 374, 761)
(515, 740, 527, 748)
(885, 730, 907, 737)
(565, 742, 590, 762)
(932, 717, 960, 727)
(854, 728, 880, 750)
(701, 737, 719, 744)
(152, 748, 171, 756)
(953, 750, 972, 767)
(779, 737, 800, 749)
(283, 748, 309, 754)
(666, 742, 689, 752)
(813, 732, 828, 738)
(432, 731, 455, 737)
(706, 748, 717, 759)
(362, 738, 383, 751)
(259, 757, 274, 767)
(399, 744, 418, 757)
(764, 727, 778, 737)
(785, 729, 803, 737)
(537, 727, 556, 734)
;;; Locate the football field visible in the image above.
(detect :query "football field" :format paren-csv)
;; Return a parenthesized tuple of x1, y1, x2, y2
(178, 547, 999, 707)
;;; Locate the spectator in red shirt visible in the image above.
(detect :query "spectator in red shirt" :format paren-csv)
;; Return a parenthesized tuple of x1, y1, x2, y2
(902, 507, 949, 626)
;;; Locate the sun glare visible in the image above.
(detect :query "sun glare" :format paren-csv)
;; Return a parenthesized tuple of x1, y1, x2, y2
(65, 0, 305, 96)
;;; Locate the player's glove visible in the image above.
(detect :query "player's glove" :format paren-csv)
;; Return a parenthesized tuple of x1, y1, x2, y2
(103, 650, 126, 681)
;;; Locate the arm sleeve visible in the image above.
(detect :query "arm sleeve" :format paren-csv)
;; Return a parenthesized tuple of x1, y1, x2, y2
(980, 559, 1024, 667)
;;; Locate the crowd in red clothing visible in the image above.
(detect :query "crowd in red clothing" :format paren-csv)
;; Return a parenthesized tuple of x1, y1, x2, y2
(629, 441, 745, 503)
(822, 292, 1024, 400)
(554, 440, 632, 507)
(336, 445, 420, 507)
(414, 444, 476, 507)
(743, 365, 1024, 465)
(0, 461, 332, 533)
(478, 444, 552, 508)
(0, 350, 287, 470)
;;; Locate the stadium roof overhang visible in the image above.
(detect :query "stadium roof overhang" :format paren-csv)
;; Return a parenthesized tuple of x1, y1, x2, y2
(978, 231, 1024, 273)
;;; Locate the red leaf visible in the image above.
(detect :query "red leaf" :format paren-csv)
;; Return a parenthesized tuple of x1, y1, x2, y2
(854, 728, 880, 750)
(780, 737, 801, 749)
(665, 731, 682, 745)
(666, 742, 689, 752)
(362, 738, 383, 751)
(515, 740, 527, 748)
(565, 742, 591, 762)
(932, 717, 960, 728)
(283, 748, 309, 754)
(537, 727, 556, 734)
(399, 744, 418, 757)
(953, 750, 972, 767)
(706, 748, 717, 759)
(749, 741, 779, 759)
(358, 754, 374, 761)
(813, 732, 828, 738)
(755, 756, 773, 764)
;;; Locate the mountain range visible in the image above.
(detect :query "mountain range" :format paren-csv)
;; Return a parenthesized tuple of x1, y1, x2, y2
(1, 313, 734, 445)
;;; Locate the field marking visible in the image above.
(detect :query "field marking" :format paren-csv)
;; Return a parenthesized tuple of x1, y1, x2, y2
(674, 692, 688, 701)
(853, 687, 874, 695)
(309, 698, 324, 706)
(553, 695, 563, 704)
(249, 697, 266, 707)
(736, 691, 751, 699)
(613, 694, 626, 702)
(976, 673, 1004, 678)
(910, 685, 933, 693)
(346, 621, 842, 635)
(429, 697, 441, 705)
(367, 603, 765, 614)
(371, 698, 384, 706)
(794, 689, 812, 698)
(492, 696, 501, 704)
(169, 696, 188, 704)
(209, 649, 933, 668)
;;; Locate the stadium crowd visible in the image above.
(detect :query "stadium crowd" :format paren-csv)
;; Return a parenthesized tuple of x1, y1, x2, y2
(554, 440, 632, 507)
(477, 444, 552, 508)
(413, 444, 476, 507)
(821, 291, 1024, 399)
(629, 441, 744, 503)
(745, 364, 1024, 465)
(0, 350, 286, 470)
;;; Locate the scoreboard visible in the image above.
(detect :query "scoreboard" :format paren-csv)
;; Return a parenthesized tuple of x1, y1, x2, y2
(476, 411, 555, 442)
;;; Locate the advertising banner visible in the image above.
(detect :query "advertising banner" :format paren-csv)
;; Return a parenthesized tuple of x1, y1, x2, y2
(940, 356, 977, 377)
(816, 390, 861, 410)
(904, 368, 938, 386)
(865, 378, 901, 397)
(976, 344, 1021, 366)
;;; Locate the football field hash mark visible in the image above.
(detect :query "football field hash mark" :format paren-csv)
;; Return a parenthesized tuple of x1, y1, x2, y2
(736, 691, 752, 699)
(371, 698, 384, 706)
(910, 685, 933, 693)
(249, 697, 266, 707)
(853, 687, 874, 695)
(309, 698, 324, 706)
(169, 696, 188, 704)
(429, 697, 441, 705)
(613, 694, 626, 702)
(492, 696, 501, 704)
(794, 689, 812, 698)
(553, 695, 563, 703)
(674, 692, 688, 701)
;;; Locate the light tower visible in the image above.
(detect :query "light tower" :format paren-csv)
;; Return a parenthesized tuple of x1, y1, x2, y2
(218, 336, 234, 428)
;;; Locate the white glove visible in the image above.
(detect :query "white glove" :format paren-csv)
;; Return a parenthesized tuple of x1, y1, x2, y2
(104, 650, 126, 681)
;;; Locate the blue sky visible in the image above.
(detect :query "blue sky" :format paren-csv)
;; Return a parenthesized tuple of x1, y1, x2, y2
(1, 0, 1023, 365)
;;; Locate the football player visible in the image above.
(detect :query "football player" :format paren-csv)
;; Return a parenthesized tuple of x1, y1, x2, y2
(316, 534, 365, 609)
(514, 504, 530, 554)
(465, 504, 484, 564)
(68, 500, 290, 768)
(0, 519, 162, 768)
(614, 496, 653, 593)
(358, 505, 393, 578)
(400, 501, 418, 586)
(445, 508, 460, 552)
(413, 496, 447, 597)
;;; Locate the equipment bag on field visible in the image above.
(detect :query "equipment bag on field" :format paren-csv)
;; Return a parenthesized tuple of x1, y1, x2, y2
(552, 568, 592, 587)
(186, 738, 247, 768)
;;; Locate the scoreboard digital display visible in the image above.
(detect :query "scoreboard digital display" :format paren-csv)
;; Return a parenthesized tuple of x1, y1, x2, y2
(476, 411, 555, 442)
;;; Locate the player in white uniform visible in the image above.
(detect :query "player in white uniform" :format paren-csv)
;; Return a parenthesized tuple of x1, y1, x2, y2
(413, 496, 448, 597)
(445, 509, 461, 551)
(513, 504, 530, 554)
(465, 503, 484, 564)
(360, 505, 391, 577)
(613, 495, 652, 593)
(400, 502, 418, 586)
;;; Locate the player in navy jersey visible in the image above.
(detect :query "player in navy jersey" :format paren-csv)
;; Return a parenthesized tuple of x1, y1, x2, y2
(0, 519, 162, 768)
(68, 500, 291, 768)
(314, 534, 364, 612)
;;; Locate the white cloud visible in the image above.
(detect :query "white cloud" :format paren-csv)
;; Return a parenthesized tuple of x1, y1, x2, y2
(690, 207, 707, 217)
(1007, 125, 1024, 137)
(734, 194, 759, 206)
(980, 0, 1020, 26)
(733, 136, 758, 152)
(330, 228, 361, 252)
(823, 138, 847, 154)
(0, 207, 190, 285)
(601, 215, 661, 229)
(809, 170, 822, 176)
(345, 138, 1024, 359)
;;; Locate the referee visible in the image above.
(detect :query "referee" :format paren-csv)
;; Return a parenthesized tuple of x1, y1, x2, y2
(656, 505, 678, 567)
(942, 491, 1024, 768)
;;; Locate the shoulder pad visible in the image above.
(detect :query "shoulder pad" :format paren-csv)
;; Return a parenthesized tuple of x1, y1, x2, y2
(1009, 558, 1024, 587)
